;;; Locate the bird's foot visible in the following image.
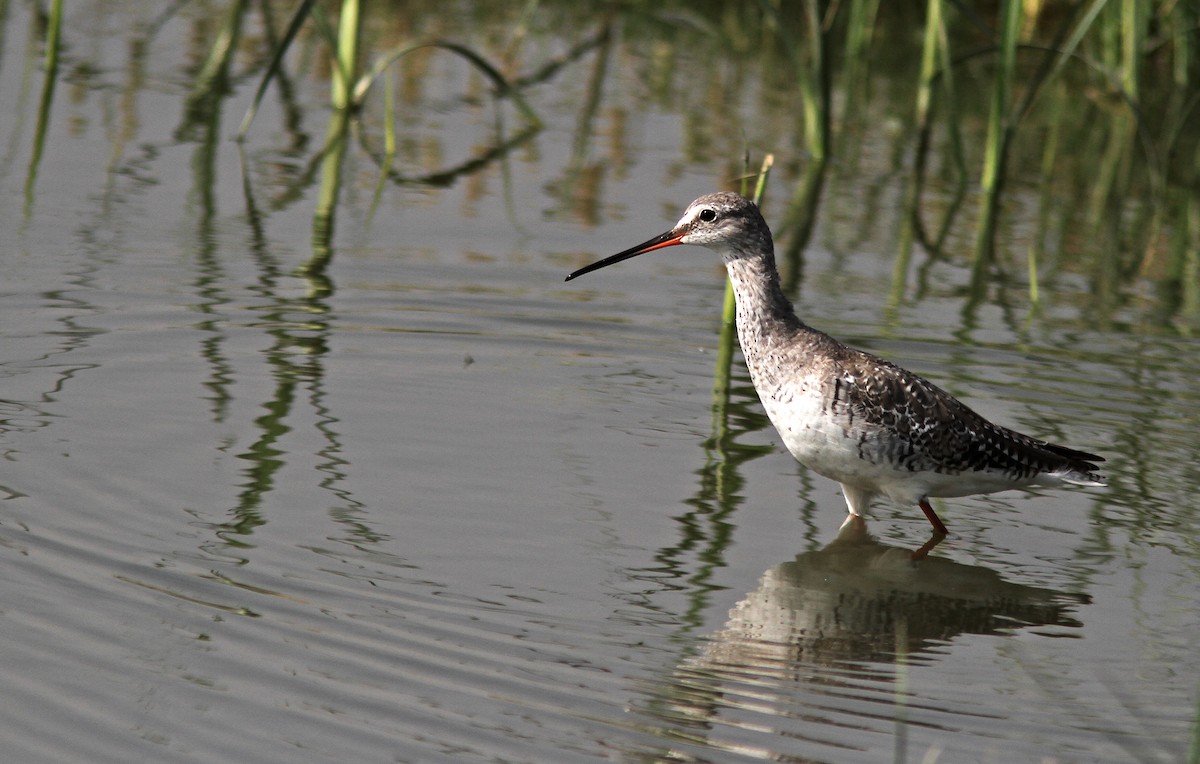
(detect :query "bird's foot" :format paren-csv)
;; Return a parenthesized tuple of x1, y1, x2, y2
(910, 529, 947, 560)
(838, 513, 867, 532)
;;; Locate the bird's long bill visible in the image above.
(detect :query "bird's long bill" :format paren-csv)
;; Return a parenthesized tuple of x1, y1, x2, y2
(564, 230, 683, 282)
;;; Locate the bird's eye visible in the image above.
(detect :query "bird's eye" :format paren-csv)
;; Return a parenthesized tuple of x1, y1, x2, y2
(698, 208, 717, 222)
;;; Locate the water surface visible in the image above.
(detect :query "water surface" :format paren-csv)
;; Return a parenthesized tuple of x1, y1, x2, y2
(0, 4, 1197, 762)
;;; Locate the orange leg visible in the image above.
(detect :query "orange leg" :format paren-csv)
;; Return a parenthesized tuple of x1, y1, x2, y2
(918, 498, 949, 537)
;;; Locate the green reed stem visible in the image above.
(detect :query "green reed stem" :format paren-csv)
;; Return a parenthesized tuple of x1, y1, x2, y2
(1172, 2, 1193, 89)
(308, 110, 352, 296)
(752, 156, 774, 207)
(238, 0, 317, 139)
(367, 66, 397, 224)
(1119, 0, 1142, 104)
(908, 0, 966, 262)
(844, 0, 879, 76)
(1028, 81, 1066, 307)
(24, 0, 63, 210)
(724, 154, 775, 327)
(841, 0, 879, 127)
(383, 66, 396, 158)
(801, 0, 829, 161)
(980, 0, 1021, 200)
(915, 0, 941, 126)
(331, 0, 360, 110)
(760, 0, 828, 161)
(972, 0, 1022, 271)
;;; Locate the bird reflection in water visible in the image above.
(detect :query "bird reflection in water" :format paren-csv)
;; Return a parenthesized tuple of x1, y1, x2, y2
(633, 516, 1090, 756)
(704, 516, 1087, 667)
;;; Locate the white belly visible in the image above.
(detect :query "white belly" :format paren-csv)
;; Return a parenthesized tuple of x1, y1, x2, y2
(757, 383, 885, 483)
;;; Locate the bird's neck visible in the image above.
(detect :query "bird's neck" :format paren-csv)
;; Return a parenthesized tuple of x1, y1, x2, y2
(724, 251, 805, 341)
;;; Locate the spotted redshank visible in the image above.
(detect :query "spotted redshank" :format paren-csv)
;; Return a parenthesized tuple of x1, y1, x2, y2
(566, 192, 1104, 538)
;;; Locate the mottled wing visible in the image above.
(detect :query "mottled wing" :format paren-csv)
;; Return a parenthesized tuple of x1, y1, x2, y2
(834, 350, 1104, 480)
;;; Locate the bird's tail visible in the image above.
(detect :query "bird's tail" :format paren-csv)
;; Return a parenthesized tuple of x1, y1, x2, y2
(1045, 443, 1106, 487)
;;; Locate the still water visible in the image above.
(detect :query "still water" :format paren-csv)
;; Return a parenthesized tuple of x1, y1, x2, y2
(0, 3, 1196, 763)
